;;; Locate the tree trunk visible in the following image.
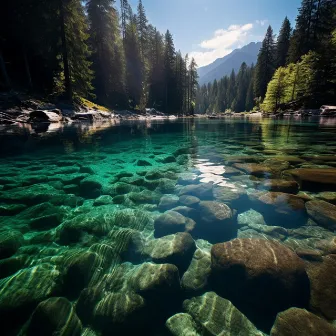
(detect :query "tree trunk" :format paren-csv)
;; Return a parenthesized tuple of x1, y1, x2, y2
(59, 0, 72, 101)
(0, 49, 11, 90)
(22, 45, 33, 90)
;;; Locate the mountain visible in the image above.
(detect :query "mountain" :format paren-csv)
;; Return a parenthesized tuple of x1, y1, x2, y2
(197, 42, 262, 85)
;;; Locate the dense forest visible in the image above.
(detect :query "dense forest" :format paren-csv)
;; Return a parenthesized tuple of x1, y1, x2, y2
(196, 0, 336, 113)
(0, 0, 198, 114)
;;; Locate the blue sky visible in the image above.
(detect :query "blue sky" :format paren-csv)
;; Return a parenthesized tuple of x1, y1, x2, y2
(126, 0, 302, 67)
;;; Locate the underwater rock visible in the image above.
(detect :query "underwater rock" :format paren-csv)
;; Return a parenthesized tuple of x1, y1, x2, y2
(183, 292, 264, 336)
(196, 201, 235, 243)
(129, 262, 181, 298)
(212, 185, 246, 206)
(0, 203, 26, 215)
(222, 166, 242, 176)
(166, 313, 201, 336)
(137, 159, 152, 166)
(270, 307, 336, 336)
(181, 248, 211, 294)
(93, 195, 113, 206)
(108, 182, 142, 195)
(237, 209, 266, 227)
(63, 184, 80, 194)
(128, 190, 161, 204)
(0, 255, 28, 279)
(239, 223, 288, 241)
(79, 176, 102, 197)
(159, 194, 180, 211)
(316, 191, 336, 204)
(233, 163, 273, 177)
(21, 297, 82, 336)
(79, 165, 95, 174)
(252, 191, 306, 227)
(62, 251, 102, 297)
(179, 183, 213, 199)
(29, 213, 63, 230)
(157, 155, 176, 163)
(93, 292, 146, 333)
(287, 225, 334, 241)
(176, 154, 191, 165)
(314, 237, 336, 255)
(171, 206, 199, 220)
(260, 179, 299, 194)
(119, 175, 145, 186)
(210, 238, 310, 331)
(0, 264, 62, 333)
(177, 173, 198, 185)
(0, 230, 24, 259)
(76, 287, 104, 324)
(305, 200, 336, 230)
(283, 168, 336, 191)
(156, 178, 177, 193)
(154, 210, 196, 238)
(145, 232, 196, 273)
(306, 254, 336, 320)
(179, 195, 200, 207)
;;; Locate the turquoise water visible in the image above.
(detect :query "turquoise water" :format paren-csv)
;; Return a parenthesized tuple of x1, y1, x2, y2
(0, 117, 336, 335)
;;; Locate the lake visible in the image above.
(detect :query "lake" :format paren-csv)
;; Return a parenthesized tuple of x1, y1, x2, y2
(0, 117, 336, 335)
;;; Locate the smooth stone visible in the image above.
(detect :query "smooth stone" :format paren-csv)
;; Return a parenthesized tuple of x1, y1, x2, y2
(158, 194, 180, 211)
(233, 163, 273, 177)
(0, 203, 26, 215)
(212, 185, 246, 206)
(170, 206, 199, 220)
(183, 292, 264, 336)
(306, 254, 336, 320)
(145, 232, 196, 273)
(271, 307, 336, 336)
(222, 166, 242, 176)
(260, 179, 299, 194)
(79, 177, 102, 197)
(211, 238, 310, 331)
(316, 191, 336, 205)
(0, 230, 24, 259)
(0, 255, 28, 279)
(166, 313, 201, 336)
(181, 248, 211, 294)
(137, 159, 152, 166)
(93, 195, 113, 206)
(237, 209, 266, 227)
(29, 214, 62, 230)
(177, 173, 198, 185)
(157, 155, 176, 163)
(119, 176, 145, 186)
(305, 200, 336, 230)
(179, 195, 200, 207)
(21, 297, 82, 336)
(178, 183, 213, 199)
(129, 262, 181, 297)
(154, 211, 196, 238)
(283, 168, 336, 191)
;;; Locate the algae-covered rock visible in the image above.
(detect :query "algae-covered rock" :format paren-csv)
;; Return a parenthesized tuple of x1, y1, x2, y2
(179, 195, 200, 207)
(181, 248, 211, 294)
(211, 238, 310, 330)
(270, 307, 336, 336)
(80, 176, 102, 197)
(145, 232, 196, 273)
(213, 185, 246, 206)
(137, 159, 152, 166)
(154, 211, 196, 238)
(305, 200, 336, 230)
(166, 313, 201, 336)
(237, 209, 266, 227)
(183, 292, 264, 336)
(0, 203, 26, 215)
(0, 255, 28, 279)
(21, 297, 82, 336)
(0, 230, 24, 259)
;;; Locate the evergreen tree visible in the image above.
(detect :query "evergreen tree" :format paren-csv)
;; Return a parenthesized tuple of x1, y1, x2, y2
(254, 25, 276, 98)
(245, 64, 255, 111)
(234, 62, 249, 112)
(188, 57, 198, 115)
(276, 17, 292, 67)
(137, 0, 148, 62)
(87, 0, 125, 107)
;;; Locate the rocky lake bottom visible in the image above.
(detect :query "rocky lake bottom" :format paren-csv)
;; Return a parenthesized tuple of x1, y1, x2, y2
(0, 118, 336, 336)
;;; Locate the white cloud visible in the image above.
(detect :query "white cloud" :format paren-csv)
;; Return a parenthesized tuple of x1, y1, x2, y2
(190, 23, 254, 67)
(256, 19, 268, 26)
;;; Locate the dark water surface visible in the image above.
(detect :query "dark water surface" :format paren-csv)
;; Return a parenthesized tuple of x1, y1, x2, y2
(0, 117, 335, 335)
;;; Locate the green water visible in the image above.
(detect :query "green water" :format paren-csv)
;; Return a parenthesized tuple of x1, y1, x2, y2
(0, 117, 335, 335)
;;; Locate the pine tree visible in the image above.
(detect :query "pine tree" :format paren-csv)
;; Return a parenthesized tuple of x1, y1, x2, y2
(254, 25, 276, 99)
(137, 0, 148, 62)
(87, 0, 126, 107)
(188, 57, 198, 115)
(245, 64, 255, 111)
(234, 62, 249, 112)
(276, 17, 292, 67)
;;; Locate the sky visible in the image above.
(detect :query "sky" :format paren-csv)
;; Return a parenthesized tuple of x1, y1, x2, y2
(127, 0, 302, 67)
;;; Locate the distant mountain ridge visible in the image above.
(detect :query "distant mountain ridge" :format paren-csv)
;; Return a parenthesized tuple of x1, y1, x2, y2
(197, 42, 262, 85)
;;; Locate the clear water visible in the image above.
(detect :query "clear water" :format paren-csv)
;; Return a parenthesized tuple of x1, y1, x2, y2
(0, 117, 335, 335)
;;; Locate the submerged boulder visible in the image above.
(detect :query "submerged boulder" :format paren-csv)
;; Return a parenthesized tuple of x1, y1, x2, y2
(0, 230, 24, 259)
(158, 194, 180, 211)
(306, 254, 336, 320)
(283, 168, 336, 191)
(183, 292, 264, 336)
(196, 201, 236, 243)
(260, 179, 299, 194)
(305, 200, 336, 231)
(154, 210, 196, 238)
(21, 297, 82, 336)
(178, 183, 213, 199)
(166, 313, 201, 336)
(210, 238, 310, 331)
(145, 232, 196, 273)
(270, 308, 336, 336)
